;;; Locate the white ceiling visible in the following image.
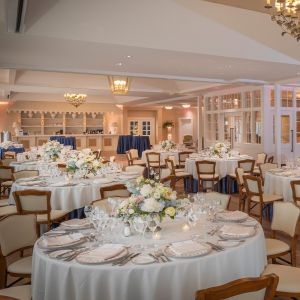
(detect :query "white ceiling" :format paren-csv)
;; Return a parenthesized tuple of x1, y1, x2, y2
(0, 0, 300, 108)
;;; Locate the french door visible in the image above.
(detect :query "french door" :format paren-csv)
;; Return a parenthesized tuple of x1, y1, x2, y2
(128, 118, 155, 145)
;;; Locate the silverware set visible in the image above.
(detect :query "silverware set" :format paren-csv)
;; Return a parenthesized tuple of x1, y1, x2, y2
(206, 242, 225, 252)
(112, 252, 141, 266)
(154, 249, 172, 262)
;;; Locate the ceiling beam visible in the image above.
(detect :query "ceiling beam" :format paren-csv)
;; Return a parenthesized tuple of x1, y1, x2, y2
(136, 95, 196, 106)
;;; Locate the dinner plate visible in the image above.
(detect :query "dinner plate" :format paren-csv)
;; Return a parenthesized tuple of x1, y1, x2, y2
(217, 228, 256, 240)
(238, 218, 259, 227)
(131, 255, 155, 265)
(217, 241, 239, 248)
(163, 243, 212, 258)
(59, 222, 93, 230)
(75, 248, 128, 265)
(48, 249, 76, 259)
(215, 212, 248, 222)
(37, 236, 86, 250)
(49, 182, 72, 187)
(122, 171, 139, 175)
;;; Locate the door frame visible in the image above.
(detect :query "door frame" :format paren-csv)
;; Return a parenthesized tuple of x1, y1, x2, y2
(178, 117, 193, 145)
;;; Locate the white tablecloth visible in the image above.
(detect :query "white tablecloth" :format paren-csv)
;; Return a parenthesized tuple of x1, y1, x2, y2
(264, 170, 299, 201)
(10, 161, 59, 172)
(8, 174, 135, 212)
(32, 219, 267, 300)
(141, 150, 194, 165)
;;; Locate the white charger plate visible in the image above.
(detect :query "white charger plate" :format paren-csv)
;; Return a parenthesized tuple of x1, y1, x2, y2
(217, 228, 256, 240)
(131, 255, 155, 265)
(37, 236, 86, 250)
(76, 248, 128, 265)
(163, 243, 212, 259)
(217, 241, 239, 248)
(215, 212, 248, 222)
(49, 249, 75, 259)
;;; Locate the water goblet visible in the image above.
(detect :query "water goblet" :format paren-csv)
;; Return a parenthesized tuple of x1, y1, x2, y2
(108, 197, 117, 213)
(146, 213, 160, 247)
(84, 205, 93, 225)
(187, 210, 197, 240)
(198, 207, 207, 239)
(133, 215, 148, 250)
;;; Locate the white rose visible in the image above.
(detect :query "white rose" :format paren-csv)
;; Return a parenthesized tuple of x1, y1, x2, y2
(75, 159, 85, 168)
(92, 160, 99, 167)
(141, 197, 164, 213)
(128, 209, 134, 214)
(153, 192, 160, 200)
(170, 193, 177, 200)
(140, 184, 153, 197)
(82, 148, 92, 155)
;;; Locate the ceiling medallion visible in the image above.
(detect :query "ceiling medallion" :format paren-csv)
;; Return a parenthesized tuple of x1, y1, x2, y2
(265, 0, 300, 40)
(64, 94, 87, 108)
(108, 76, 131, 94)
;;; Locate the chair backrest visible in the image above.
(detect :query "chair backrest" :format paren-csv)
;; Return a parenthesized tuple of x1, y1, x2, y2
(238, 159, 255, 174)
(165, 158, 175, 172)
(125, 165, 146, 176)
(100, 184, 131, 199)
(179, 152, 190, 167)
(168, 155, 177, 167)
(3, 152, 15, 159)
(195, 160, 216, 174)
(1, 158, 16, 166)
(57, 163, 67, 172)
(160, 168, 172, 179)
(257, 152, 267, 165)
(92, 151, 99, 159)
(183, 135, 193, 143)
(110, 156, 115, 163)
(267, 156, 274, 163)
(130, 149, 139, 159)
(195, 274, 279, 300)
(243, 175, 263, 197)
(291, 180, 300, 204)
(205, 192, 231, 210)
(146, 152, 161, 167)
(271, 201, 300, 237)
(0, 166, 14, 180)
(259, 163, 278, 185)
(160, 175, 175, 190)
(12, 170, 39, 182)
(126, 151, 133, 166)
(0, 214, 38, 256)
(235, 167, 244, 186)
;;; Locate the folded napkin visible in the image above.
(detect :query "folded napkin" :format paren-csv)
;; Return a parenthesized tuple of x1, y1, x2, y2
(189, 154, 199, 157)
(119, 175, 137, 180)
(43, 230, 67, 236)
(217, 211, 248, 220)
(17, 176, 39, 182)
(23, 161, 38, 165)
(49, 182, 70, 187)
(19, 180, 42, 186)
(281, 171, 293, 176)
(220, 225, 254, 237)
(169, 243, 208, 256)
(42, 233, 83, 246)
(61, 219, 89, 228)
(79, 246, 124, 261)
(93, 178, 113, 184)
(269, 168, 282, 172)
(122, 171, 139, 175)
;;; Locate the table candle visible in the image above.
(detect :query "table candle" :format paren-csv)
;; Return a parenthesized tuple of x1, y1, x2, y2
(153, 232, 161, 240)
(182, 224, 190, 231)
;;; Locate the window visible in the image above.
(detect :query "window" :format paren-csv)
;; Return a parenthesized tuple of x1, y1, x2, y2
(212, 96, 219, 110)
(233, 93, 242, 109)
(213, 114, 218, 140)
(253, 90, 261, 107)
(245, 112, 251, 143)
(254, 111, 261, 144)
(281, 115, 290, 144)
(281, 90, 293, 107)
(273, 115, 275, 144)
(270, 90, 274, 107)
(142, 121, 150, 136)
(130, 121, 138, 135)
(234, 116, 242, 143)
(297, 93, 300, 108)
(224, 116, 230, 143)
(206, 97, 211, 111)
(220, 93, 241, 110)
(207, 114, 212, 140)
(245, 91, 251, 108)
(297, 112, 300, 143)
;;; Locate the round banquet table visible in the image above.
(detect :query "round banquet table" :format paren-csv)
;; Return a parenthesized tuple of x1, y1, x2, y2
(0, 146, 25, 159)
(141, 149, 194, 165)
(32, 219, 267, 300)
(10, 161, 59, 172)
(116, 135, 133, 154)
(8, 174, 137, 212)
(50, 136, 77, 150)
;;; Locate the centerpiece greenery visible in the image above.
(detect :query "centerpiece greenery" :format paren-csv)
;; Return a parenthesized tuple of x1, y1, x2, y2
(162, 120, 175, 129)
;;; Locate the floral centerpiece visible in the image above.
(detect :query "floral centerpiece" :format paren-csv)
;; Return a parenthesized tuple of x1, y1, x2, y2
(66, 148, 104, 176)
(210, 142, 230, 157)
(162, 120, 174, 129)
(159, 139, 176, 150)
(117, 175, 189, 221)
(41, 140, 64, 161)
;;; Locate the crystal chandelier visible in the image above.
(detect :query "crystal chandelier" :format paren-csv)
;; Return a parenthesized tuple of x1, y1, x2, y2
(108, 76, 131, 94)
(64, 94, 86, 108)
(265, 0, 300, 40)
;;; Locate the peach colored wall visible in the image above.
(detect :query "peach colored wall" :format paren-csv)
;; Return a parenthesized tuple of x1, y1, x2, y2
(104, 113, 123, 134)
(0, 101, 20, 141)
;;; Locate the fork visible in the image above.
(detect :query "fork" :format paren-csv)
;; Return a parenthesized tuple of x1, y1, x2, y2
(155, 249, 172, 262)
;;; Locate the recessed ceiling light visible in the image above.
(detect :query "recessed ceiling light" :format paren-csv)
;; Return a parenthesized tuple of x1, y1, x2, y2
(297, 72, 300, 75)
(182, 104, 190, 108)
(123, 55, 132, 58)
(115, 62, 122, 66)
(165, 106, 173, 109)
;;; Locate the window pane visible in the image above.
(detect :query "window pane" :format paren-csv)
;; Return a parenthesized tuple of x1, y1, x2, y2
(254, 111, 261, 144)
(245, 112, 251, 143)
(281, 115, 290, 144)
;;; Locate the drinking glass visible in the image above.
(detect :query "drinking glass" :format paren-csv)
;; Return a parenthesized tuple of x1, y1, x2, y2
(108, 197, 117, 213)
(187, 210, 197, 240)
(84, 205, 93, 225)
(146, 213, 160, 247)
(133, 215, 148, 250)
(198, 208, 207, 239)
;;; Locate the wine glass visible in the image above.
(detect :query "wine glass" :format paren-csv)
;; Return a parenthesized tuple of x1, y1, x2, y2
(108, 197, 117, 213)
(146, 213, 160, 247)
(198, 207, 207, 239)
(133, 215, 148, 250)
(84, 205, 93, 225)
(187, 210, 197, 240)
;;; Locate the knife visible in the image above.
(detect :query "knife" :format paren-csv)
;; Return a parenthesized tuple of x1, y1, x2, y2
(206, 242, 225, 251)
(112, 253, 133, 266)
(148, 253, 159, 262)
(119, 252, 141, 266)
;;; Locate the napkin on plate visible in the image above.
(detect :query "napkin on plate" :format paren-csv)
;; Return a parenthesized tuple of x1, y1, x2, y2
(169, 243, 208, 256)
(49, 182, 70, 187)
(269, 168, 282, 172)
(43, 230, 67, 236)
(119, 175, 137, 180)
(93, 178, 113, 184)
(220, 225, 254, 237)
(122, 171, 139, 175)
(19, 181, 42, 186)
(217, 211, 248, 220)
(61, 219, 89, 228)
(281, 171, 293, 176)
(42, 233, 83, 246)
(16, 176, 39, 182)
(79, 246, 124, 261)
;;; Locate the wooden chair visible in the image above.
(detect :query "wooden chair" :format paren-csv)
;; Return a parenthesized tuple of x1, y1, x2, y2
(3, 153, 15, 159)
(195, 273, 278, 300)
(204, 192, 231, 210)
(145, 152, 165, 178)
(0, 214, 37, 289)
(57, 163, 67, 172)
(160, 175, 176, 190)
(258, 163, 278, 186)
(92, 149, 101, 159)
(0, 166, 14, 199)
(99, 184, 130, 199)
(178, 151, 191, 168)
(235, 167, 247, 212)
(165, 158, 192, 192)
(243, 175, 283, 224)
(12, 170, 39, 182)
(195, 160, 220, 192)
(228, 159, 255, 194)
(0, 285, 31, 300)
(265, 201, 300, 267)
(13, 190, 69, 236)
(125, 165, 146, 177)
(290, 180, 300, 206)
(253, 152, 268, 176)
(0, 159, 16, 167)
(267, 156, 274, 163)
(126, 150, 145, 167)
(167, 155, 180, 169)
(160, 168, 172, 179)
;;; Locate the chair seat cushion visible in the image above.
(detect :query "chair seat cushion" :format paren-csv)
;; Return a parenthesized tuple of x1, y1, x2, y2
(133, 160, 146, 165)
(265, 238, 290, 256)
(252, 169, 260, 174)
(2, 181, 13, 187)
(0, 285, 31, 300)
(251, 194, 283, 203)
(199, 174, 219, 180)
(37, 210, 68, 222)
(175, 172, 191, 177)
(7, 256, 32, 275)
(148, 163, 165, 167)
(262, 264, 300, 293)
(0, 205, 17, 217)
(175, 168, 185, 173)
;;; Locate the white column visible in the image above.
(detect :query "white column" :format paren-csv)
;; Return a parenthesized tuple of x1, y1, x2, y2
(274, 84, 281, 166)
(197, 96, 202, 150)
